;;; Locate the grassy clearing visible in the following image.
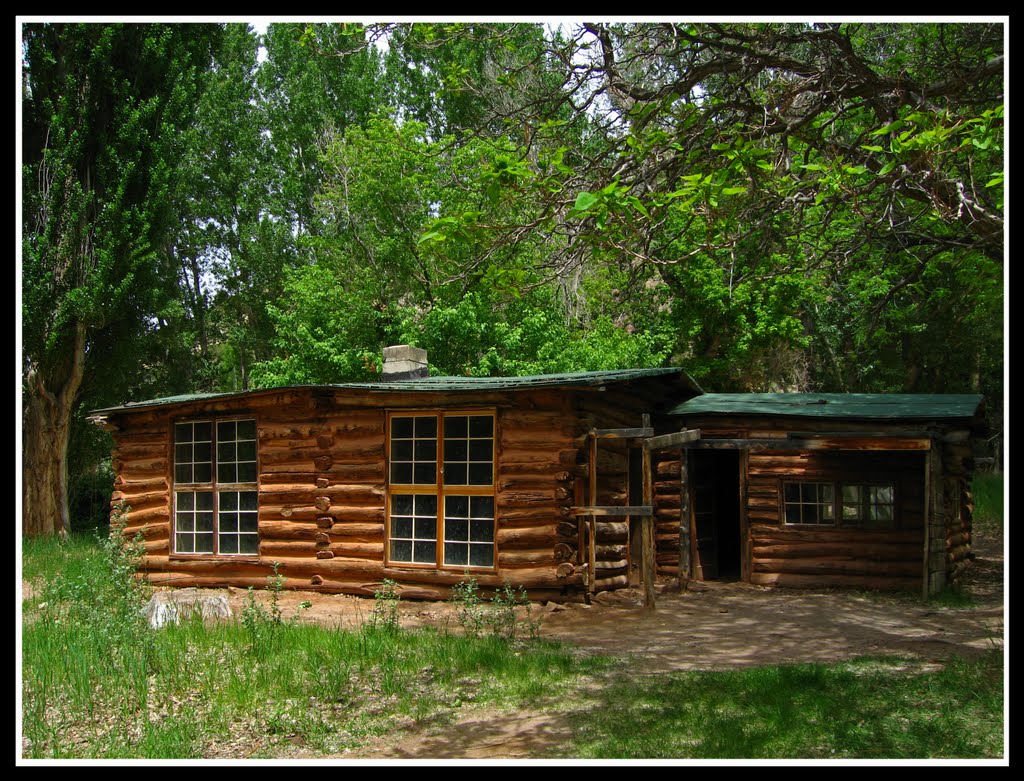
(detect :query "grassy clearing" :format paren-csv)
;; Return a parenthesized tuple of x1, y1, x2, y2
(21, 521, 1004, 760)
(971, 471, 1004, 538)
(565, 653, 1004, 759)
(20, 528, 598, 759)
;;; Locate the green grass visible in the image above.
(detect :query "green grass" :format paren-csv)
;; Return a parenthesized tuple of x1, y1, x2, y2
(971, 471, 1004, 537)
(20, 530, 598, 758)
(21, 529, 1005, 760)
(564, 654, 1004, 759)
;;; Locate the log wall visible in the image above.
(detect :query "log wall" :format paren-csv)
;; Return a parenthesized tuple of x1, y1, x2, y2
(107, 385, 645, 600)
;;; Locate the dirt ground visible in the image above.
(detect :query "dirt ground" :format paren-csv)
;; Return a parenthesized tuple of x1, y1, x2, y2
(207, 532, 1004, 760)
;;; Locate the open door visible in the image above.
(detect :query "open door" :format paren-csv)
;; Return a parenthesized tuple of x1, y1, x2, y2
(690, 449, 741, 581)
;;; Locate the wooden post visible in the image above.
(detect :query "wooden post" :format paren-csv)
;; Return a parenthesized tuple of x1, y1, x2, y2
(922, 448, 930, 601)
(739, 448, 750, 583)
(641, 432, 655, 610)
(925, 443, 946, 597)
(588, 430, 597, 600)
(678, 448, 690, 590)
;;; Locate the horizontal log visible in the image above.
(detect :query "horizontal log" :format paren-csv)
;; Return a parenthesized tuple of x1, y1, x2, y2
(500, 428, 575, 447)
(113, 475, 168, 491)
(749, 572, 919, 590)
(751, 542, 920, 560)
(594, 544, 627, 560)
(260, 540, 385, 560)
(753, 558, 921, 577)
(656, 460, 681, 477)
(111, 489, 168, 506)
(499, 550, 556, 568)
(259, 505, 385, 523)
(593, 575, 629, 591)
(259, 465, 384, 484)
(645, 429, 700, 449)
(258, 485, 385, 501)
(499, 448, 579, 468)
(570, 506, 652, 517)
(498, 506, 572, 522)
(495, 524, 561, 548)
(497, 487, 571, 504)
(260, 445, 383, 466)
(122, 506, 170, 525)
(593, 559, 629, 571)
(119, 522, 169, 541)
(751, 526, 921, 545)
(594, 521, 629, 541)
(258, 520, 384, 543)
(947, 544, 971, 562)
(113, 442, 168, 459)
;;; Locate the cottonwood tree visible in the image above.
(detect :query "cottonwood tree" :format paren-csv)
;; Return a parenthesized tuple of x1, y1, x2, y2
(21, 23, 221, 536)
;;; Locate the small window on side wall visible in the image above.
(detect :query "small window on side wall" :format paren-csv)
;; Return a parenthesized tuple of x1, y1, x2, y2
(783, 480, 896, 529)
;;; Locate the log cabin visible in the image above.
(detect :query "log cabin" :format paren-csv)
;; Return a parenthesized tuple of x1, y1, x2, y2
(661, 393, 986, 597)
(89, 349, 985, 602)
(87, 348, 702, 602)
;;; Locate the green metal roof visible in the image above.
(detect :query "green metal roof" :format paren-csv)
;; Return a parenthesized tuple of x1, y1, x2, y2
(668, 393, 983, 420)
(90, 367, 700, 416)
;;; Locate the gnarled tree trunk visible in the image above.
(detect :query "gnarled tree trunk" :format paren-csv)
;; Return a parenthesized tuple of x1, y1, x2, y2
(22, 323, 86, 538)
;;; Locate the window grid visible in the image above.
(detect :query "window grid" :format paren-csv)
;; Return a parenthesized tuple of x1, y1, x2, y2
(173, 418, 259, 557)
(386, 411, 496, 570)
(783, 481, 897, 528)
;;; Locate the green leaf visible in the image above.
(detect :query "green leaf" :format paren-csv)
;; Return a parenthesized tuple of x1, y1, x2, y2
(572, 191, 600, 212)
(878, 161, 897, 176)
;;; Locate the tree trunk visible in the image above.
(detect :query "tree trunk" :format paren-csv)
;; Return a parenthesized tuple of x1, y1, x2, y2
(22, 323, 86, 537)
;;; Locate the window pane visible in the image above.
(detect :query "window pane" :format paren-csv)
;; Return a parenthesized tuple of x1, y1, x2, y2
(444, 416, 467, 438)
(784, 483, 800, 502)
(468, 464, 492, 485)
(391, 540, 413, 562)
(218, 463, 237, 484)
(391, 463, 413, 485)
(392, 516, 413, 538)
(445, 439, 468, 462)
(446, 495, 469, 519)
(391, 417, 414, 438)
(176, 512, 194, 532)
(444, 464, 467, 485)
(239, 535, 259, 555)
(468, 416, 493, 437)
(217, 420, 236, 442)
(414, 417, 437, 438)
(194, 422, 212, 442)
(444, 543, 468, 566)
(842, 485, 860, 503)
(194, 463, 212, 484)
(220, 512, 238, 532)
(391, 440, 413, 462)
(174, 423, 193, 443)
(413, 463, 437, 484)
(446, 518, 469, 541)
(194, 533, 214, 553)
(413, 541, 436, 563)
(237, 420, 256, 440)
(221, 492, 238, 510)
(393, 495, 413, 516)
(469, 544, 494, 567)
(470, 518, 494, 543)
(240, 512, 258, 533)
(175, 464, 192, 484)
(468, 439, 492, 461)
(195, 492, 213, 511)
(220, 534, 238, 554)
(237, 441, 257, 462)
(175, 443, 192, 464)
(176, 533, 192, 553)
(196, 512, 213, 532)
(415, 493, 436, 516)
(415, 517, 436, 540)
(470, 496, 494, 519)
(218, 442, 236, 463)
(194, 442, 212, 463)
(177, 492, 194, 511)
(240, 491, 258, 511)
(414, 440, 437, 461)
(237, 463, 257, 483)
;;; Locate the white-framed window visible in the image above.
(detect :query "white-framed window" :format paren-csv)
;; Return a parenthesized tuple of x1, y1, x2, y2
(783, 480, 897, 529)
(386, 411, 496, 569)
(173, 418, 259, 556)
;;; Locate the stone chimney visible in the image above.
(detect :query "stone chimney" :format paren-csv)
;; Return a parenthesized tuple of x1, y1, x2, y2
(381, 345, 429, 381)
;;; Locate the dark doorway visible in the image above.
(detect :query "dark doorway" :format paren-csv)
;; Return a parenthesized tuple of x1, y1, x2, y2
(690, 449, 741, 581)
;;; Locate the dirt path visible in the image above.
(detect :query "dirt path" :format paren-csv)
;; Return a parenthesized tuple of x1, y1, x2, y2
(226, 532, 1003, 759)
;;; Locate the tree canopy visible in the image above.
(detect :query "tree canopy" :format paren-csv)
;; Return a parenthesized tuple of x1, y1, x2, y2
(20, 20, 1005, 533)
